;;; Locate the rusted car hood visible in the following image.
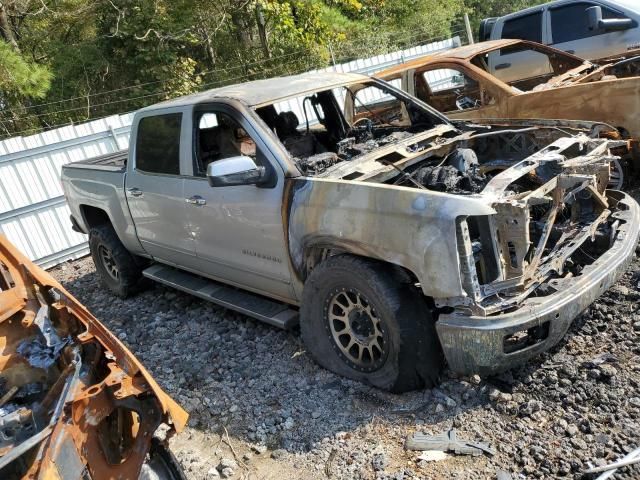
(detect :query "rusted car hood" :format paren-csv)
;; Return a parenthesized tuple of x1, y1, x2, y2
(529, 56, 640, 91)
(0, 235, 187, 479)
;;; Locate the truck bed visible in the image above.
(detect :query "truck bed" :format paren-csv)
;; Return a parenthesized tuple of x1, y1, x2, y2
(64, 150, 127, 172)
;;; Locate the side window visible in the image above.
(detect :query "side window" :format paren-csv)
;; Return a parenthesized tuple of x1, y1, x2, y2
(551, 3, 626, 43)
(421, 68, 494, 113)
(351, 81, 410, 126)
(135, 113, 182, 175)
(194, 111, 258, 176)
(501, 12, 543, 43)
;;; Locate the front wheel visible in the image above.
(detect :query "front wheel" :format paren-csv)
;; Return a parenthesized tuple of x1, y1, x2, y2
(300, 255, 443, 393)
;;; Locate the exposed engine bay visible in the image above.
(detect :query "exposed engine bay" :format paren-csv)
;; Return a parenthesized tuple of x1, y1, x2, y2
(256, 78, 635, 315)
(342, 124, 629, 315)
(386, 127, 629, 317)
(0, 237, 187, 479)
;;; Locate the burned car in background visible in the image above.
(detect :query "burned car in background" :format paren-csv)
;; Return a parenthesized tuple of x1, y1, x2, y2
(0, 235, 187, 479)
(376, 40, 640, 140)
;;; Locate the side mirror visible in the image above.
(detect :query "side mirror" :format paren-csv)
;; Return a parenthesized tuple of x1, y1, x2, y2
(587, 6, 633, 32)
(207, 156, 266, 187)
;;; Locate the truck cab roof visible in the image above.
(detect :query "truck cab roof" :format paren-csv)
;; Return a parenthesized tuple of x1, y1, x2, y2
(138, 71, 369, 112)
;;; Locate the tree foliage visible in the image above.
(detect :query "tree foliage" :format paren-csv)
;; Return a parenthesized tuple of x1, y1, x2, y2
(0, 0, 540, 138)
(0, 40, 51, 98)
(465, 0, 547, 32)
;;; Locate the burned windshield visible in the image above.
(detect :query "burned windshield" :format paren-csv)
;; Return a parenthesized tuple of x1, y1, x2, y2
(255, 80, 446, 175)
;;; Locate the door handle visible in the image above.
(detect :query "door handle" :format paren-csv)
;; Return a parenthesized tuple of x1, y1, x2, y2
(127, 187, 143, 197)
(185, 195, 206, 206)
(495, 63, 511, 70)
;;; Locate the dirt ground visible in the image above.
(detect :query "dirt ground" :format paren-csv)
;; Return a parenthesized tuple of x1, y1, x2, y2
(49, 190, 640, 480)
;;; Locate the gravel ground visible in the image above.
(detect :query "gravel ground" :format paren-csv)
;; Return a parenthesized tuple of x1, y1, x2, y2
(49, 212, 640, 479)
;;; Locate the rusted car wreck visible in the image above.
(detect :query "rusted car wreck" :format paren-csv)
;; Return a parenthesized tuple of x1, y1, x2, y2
(377, 39, 640, 138)
(0, 235, 187, 479)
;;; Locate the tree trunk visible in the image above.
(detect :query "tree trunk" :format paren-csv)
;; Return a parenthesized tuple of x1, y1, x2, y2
(231, 9, 251, 50)
(0, 2, 20, 52)
(199, 26, 216, 68)
(255, 4, 270, 59)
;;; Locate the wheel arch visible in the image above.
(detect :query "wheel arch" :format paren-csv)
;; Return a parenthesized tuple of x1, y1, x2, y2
(299, 239, 421, 288)
(81, 205, 148, 260)
(79, 204, 112, 231)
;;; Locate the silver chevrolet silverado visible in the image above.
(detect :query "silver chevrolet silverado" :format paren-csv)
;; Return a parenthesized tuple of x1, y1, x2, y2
(61, 71, 640, 392)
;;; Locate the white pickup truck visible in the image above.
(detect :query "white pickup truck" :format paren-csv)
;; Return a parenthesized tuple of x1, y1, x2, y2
(61, 71, 640, 392)
(480, 0, 640, 82)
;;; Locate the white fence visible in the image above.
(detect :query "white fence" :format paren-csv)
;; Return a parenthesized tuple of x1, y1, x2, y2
(0, 36, 461, 269)
(0, 114, 134, 268)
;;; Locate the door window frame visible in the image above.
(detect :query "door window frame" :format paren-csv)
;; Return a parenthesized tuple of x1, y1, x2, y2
(548, 1, 635, 44)
(499, 10, 546, 44)
(188, 102, 281, 187)
(132, 109, 187, 178)
(414, 62, 510, 113)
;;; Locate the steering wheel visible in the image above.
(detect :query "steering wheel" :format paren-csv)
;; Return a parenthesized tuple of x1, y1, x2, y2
(347, 117, 374, 138)
(351, 117, 374, 129)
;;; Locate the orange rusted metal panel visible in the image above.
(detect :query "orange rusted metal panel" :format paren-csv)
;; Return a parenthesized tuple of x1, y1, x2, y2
(377, 40, 640, 139)
(0, 234, 188, 479)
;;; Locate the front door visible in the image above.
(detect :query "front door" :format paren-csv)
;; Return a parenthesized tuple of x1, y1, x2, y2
(549, 2, 639, 61)
(126, 111, 195, 265)
(490, 11, 552, 83)
(182, 107, 295, 301)
(415, 66, 506, 119)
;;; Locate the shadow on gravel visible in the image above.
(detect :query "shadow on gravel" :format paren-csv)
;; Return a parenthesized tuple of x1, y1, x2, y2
(56, 264, 498, 453)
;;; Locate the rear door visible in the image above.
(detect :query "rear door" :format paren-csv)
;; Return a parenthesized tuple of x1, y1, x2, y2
(126, 111, 195, 265)
(549, 2, 639, 61)
(181, 104, 295, 301)
(489, 10, 553, 83)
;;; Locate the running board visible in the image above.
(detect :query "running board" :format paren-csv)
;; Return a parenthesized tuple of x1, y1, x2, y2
(143, 264, 298, 329)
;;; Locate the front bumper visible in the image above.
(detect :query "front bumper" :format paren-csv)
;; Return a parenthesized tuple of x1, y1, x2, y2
(436, 191, 640, 376)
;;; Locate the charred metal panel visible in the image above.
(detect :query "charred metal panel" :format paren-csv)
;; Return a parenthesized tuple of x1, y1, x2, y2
(287, 178, 495, 299)
(437, 191, 640, 375)
(0, 234, 187, 479)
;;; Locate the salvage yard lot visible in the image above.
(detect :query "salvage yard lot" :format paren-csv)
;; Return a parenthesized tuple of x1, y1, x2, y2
(51, 191, 640, 480)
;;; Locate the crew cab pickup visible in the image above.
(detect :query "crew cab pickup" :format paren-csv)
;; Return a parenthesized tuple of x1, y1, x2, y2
(61, 72, 640, 392)
(480, 0, 640, 81)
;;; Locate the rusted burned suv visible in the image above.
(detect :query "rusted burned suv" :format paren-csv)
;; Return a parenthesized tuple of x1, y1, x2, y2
(61, 72, 640, 393)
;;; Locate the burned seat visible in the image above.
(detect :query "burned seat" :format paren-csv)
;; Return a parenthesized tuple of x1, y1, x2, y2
(274, 111, 325, 159)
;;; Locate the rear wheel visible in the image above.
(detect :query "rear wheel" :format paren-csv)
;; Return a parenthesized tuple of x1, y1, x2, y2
(300, 255, 443, 393)
(89, 224, 145, 298)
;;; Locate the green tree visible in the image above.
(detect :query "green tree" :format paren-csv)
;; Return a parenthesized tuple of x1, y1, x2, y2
(0, 40, 51, 98)
(0, 0, 469, 138)
(464, 0, 547, 33)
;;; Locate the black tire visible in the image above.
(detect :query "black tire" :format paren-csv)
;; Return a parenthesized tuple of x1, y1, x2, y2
(300, 255, 443, 393)
(139, 439, 187, 480)
(89, 224, 144, 298)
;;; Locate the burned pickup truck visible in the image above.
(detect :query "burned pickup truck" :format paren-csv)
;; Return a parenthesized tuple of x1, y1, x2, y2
(61, 72, 640, 392)
(0, 235, 187, 479)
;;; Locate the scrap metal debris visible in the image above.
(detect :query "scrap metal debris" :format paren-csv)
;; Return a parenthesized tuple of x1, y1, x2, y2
(0, 234, 188, 479)
(16, 336, 71, 369)
(585, 445, 640, 479)
(406, 429, 496, 457)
